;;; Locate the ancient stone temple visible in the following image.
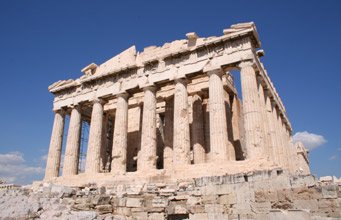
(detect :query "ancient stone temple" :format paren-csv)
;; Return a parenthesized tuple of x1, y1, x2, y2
(44, 22, 310, 185)
(13, 22, 336, 220)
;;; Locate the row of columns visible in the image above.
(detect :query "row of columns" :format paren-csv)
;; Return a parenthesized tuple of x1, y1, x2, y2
(240, 61, 292, 167)
(45, 68, 237, 180)
(45, 61, 293, 180)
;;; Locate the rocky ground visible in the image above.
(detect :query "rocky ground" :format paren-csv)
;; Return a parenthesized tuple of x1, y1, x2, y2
(0, 171, 340, 220)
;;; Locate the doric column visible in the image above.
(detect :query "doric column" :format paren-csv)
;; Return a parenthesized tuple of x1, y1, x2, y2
(231, 94, 244, 160)
(85, 99, 104, 174)
(271, 104, 284, 167)
(45, 110, 65, 180)
(138, 86, 157, 171)
(286, 130, 296, 173)
(257, 77, 272, 161)
(265, 91, 279, 164)
(281, 119, 290, 170)
(208, 69, 229, 161)
(223, 89, 236, 161)
(100, 113, 109, 171)
(173, 79, 191, 165)
(239, 61, 265, 159)
(203, 100, 211, 161)
(63, 105, 82, 176)
(191, 94, 206, 164)
(163, 97, 174, 169)
(111, 93, 129, 174)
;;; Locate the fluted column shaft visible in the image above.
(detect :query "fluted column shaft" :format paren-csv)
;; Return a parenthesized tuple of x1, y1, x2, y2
(265, 92, 279, 163)
(240, 62, 264, 159)
(281, 119, 290, 170)
(278, 117, 286, 167)
(163, 97, 174, 169)
(85, 100, 104, 174)
(138, 86, 157, 171)
(271, 103, 283, 166)
(208, 70, 229, 161)
(111, 93, 129, 174)
(257, 78, 272, 161)
(173, 79, 191, 165)
(100, 114, 109, 171)
(191, 94, 206, 164)
(223, 89, 236, 161)
(287, 130, 296, 173)
(45, 110, 65, 180)
(63, 106, 82, 176)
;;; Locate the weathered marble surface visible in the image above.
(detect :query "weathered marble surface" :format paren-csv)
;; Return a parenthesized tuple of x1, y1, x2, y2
(44, 22, 309, 187)
(2, 171, 341, 219)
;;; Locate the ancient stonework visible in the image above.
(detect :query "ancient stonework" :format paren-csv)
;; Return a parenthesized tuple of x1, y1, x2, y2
(1, 173, 341, 219)
(44, 22, 309, 183)
(2, 22, 337, 219)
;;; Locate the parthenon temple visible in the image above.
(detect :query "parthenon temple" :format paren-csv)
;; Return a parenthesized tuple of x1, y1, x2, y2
(44, 22, 310, 185)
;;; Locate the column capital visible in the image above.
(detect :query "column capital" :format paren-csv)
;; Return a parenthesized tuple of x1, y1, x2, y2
(257, 75, 264, 83)
(238, 60, 255, 69)
(53, 108, 66, 115)
(142, 85, 157, 92)
(174, 77, 188, 85)
(270, 100, 278, 112)
(69, 103, 81, 111)
(192, 93, 203, 101)
(206, 68, 224, 77)
(91, 98, 106, 105)
(116, 92, 129, 100)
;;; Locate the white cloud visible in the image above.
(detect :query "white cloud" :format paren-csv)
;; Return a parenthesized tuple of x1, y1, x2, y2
(293, 131, 327, 150)
(40, 154, 48, 162)
(329, 155, 338, 161)
(0, 151, 25, 164)
(0, 151, 44, 185)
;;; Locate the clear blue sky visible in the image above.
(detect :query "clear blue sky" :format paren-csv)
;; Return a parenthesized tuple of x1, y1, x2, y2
(0, 1, 340, 184)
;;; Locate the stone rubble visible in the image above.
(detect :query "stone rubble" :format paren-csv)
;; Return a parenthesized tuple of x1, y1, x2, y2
(1, 171, 340, 219)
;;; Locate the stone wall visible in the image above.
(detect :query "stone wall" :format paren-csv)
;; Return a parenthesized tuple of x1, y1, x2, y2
(1, 170, 340, 220)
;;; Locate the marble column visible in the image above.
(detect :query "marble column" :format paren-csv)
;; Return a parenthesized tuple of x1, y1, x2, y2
(208, 69, 229, 161)
(85, 99, 104, 174)
(191, 94, 206, 164)
(111, 93, 129, 174)
(203, 100, 211, 161)
(45, 110, 65, 180)
(273, 105, 285, 168)
(281, 119, 290, 170)
(257, 77, 272, 161)
(286, 129, 296, 173)
(173, 79, 191, 165)
(138, 86, 157, 171)
(63, 105, 82, 176)
(265, 92, 279, 163)
(163, 97, 174, 169)
(239, 62, 264, 159)
(100, 114, 109, 171)
(223, 89, 236, 161)
(231, 95, 245, 160)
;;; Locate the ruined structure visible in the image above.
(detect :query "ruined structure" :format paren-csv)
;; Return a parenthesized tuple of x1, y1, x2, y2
(44, 22, 310, 186)
(1, 22, 337, 220)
